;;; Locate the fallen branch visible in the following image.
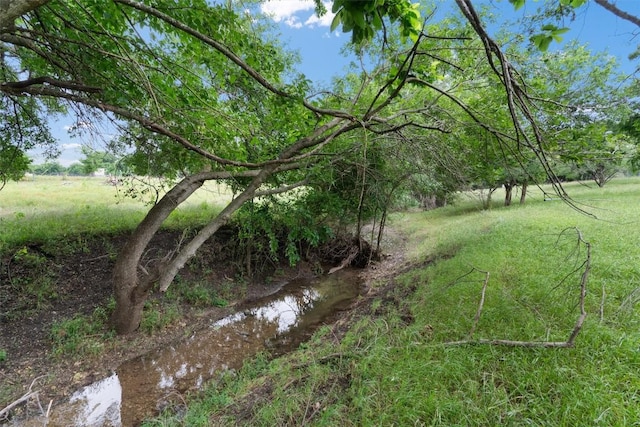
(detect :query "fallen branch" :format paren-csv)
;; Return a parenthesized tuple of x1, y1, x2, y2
(0, 375, 46, 420)
(446, 227, 591, 349)
(469, 269, 490, 338)
(0, 391, 39, 419)
(328, 246, 359, 274)
(600, 282, 606, 323)
(446, 339, 574, 348)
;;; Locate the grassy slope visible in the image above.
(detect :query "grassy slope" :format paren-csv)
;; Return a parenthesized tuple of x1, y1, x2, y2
(145, 178, 640, 426)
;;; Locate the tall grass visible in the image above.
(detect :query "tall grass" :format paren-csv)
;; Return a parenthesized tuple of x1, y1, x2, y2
(144, 177, 640, 426)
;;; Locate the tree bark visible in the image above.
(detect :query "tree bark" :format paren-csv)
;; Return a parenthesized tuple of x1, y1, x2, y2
(594, 0, 640, 28)
(110, 169, 269, 334)
(504, 179, 516, 206)
(110, 173, 211, 334)
(0, 0, 50, 32)
(519, 182, 527, 205)
(157, 165, 277, 293)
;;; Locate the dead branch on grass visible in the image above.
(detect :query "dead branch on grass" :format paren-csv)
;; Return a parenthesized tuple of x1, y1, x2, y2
(0, 375, 48, 421)
(446, 227, 591, 348)
(469, 268, 490, 338)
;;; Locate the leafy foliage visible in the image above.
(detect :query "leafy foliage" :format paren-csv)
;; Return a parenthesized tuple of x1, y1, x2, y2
(328, 0, 422, 43)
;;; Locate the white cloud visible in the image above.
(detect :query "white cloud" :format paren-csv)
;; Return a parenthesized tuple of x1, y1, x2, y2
(304, 9, 334, 28)
(63, 121, 93, 131)
(322, 30, 341, 39)
(260, 0, 334, 29)
(61, 143, 82, 150)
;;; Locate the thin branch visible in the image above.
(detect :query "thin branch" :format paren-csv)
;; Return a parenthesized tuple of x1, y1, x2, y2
(446, 228, 591, 349)
(113, 0, 356, 121)
(254, 179, 308, 198)
(0, 375, 46, 419)
(469, 269, 490, 338)
(594, 0, 640, 28)
(1, 76, 101, 92)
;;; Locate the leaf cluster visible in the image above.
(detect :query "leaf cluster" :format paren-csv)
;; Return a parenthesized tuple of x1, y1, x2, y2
(328, 0, 422, 43)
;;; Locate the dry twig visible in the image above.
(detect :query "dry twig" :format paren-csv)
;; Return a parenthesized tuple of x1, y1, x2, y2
(446, 228, 591, 348)
(469, 269, 490, 338)
(0, 376, 47, 420)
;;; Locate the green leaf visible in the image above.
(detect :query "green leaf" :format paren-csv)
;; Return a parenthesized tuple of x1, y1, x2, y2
(330, 10, 342, 32)
(509, 0, 526, 11)
(352, 10, 366, 29)
(531, 34, 552, 51)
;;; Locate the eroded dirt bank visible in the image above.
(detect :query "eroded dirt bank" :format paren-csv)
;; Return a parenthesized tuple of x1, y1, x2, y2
(1, 227, 404, 422)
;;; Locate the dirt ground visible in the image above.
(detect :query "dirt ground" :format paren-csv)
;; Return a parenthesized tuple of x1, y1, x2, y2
(0, 226, 409, 422)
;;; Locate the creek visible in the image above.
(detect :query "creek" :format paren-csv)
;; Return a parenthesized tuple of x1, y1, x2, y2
(7, 269, 361, 427)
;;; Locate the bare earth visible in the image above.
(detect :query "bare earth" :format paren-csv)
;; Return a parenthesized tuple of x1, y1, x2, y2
(0, 226, 409, 423)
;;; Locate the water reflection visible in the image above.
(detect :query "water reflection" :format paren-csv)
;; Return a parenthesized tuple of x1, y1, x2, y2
(6, 269, 360, 427)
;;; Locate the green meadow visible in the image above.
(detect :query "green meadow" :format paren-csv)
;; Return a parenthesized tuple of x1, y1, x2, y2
(145, 177, 640, 426)
(2, 176, 640, 425)
(0, 175, 232, 250)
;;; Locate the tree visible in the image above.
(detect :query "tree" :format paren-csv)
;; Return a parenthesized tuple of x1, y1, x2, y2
(65, 162, 85, 176)
(1, 0, 437, 334)
(1, 0, 637, 335)
(29, 161, 64, 175)
(79, 147, 118, 176)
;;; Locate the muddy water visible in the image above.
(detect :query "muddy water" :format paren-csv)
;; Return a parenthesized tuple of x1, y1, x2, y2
(9, 269, 361, 427)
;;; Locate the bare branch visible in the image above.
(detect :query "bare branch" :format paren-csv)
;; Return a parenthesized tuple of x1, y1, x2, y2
(2, 76, 101, 92)
(594, 0, 640, 28)
(445, 228, 591, 349)
(254, 179, 308, 198)
(469, 269, 490, 338)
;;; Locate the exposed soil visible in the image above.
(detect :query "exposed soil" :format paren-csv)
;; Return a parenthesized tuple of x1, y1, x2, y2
(0, 226, 405, 422)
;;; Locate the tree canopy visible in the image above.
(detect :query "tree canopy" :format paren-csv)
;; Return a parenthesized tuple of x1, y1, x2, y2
(1, 0, 638, 334)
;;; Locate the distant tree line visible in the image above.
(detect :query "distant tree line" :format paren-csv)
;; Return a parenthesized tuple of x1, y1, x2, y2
(29, 147, 122, 176)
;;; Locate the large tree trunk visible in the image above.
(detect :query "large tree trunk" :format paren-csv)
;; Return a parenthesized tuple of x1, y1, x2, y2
(504, 180, 515, 206)
(157, 166, 276, 292)
(110, 168, 270, 334)
(110, 173, 212, 334)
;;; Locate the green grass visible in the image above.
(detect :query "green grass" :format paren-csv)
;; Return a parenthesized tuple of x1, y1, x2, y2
(143, 177, 640, 426)
(50, 306, 116, 357)
(0, 176, 232, 252)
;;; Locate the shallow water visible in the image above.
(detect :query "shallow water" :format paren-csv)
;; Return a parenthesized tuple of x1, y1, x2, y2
(6, 269, 360, 427)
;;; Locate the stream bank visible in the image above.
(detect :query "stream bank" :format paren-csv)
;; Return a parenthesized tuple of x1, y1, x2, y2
(0, 228, 385, 425)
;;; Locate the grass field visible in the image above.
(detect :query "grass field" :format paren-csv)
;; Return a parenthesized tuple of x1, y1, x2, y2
(0, 175, 232, 251)
(143, 177, 640, 426)
(3, 176, 640, 425)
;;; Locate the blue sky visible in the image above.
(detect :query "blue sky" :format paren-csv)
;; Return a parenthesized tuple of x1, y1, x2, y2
(265, 0, 639, 81)
(41, 0, 639, 166)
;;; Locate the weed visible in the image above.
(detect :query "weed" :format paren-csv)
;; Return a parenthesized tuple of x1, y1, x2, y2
(140, 303, 181, 335)
(50, 314, 109, 357)
(182, 284, 228, 307)
(0, 349, 6, 363)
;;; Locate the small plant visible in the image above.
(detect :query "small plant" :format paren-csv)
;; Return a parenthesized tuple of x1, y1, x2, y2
(181, 283, 228, 307)
(140, 303, 181, 335)
(9, 247, 60, 313)
(50, 314, 110, 357)
(0, 348, 7, 363)
(12, 246, 46, 268)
